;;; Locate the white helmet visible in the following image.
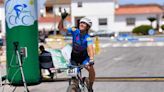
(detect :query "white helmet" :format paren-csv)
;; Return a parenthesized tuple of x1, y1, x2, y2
(80, 17, 92, 27)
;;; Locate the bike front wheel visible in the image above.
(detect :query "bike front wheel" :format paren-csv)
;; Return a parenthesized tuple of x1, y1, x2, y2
(81, 77, 89, 92)
(67, 84, 78, 92)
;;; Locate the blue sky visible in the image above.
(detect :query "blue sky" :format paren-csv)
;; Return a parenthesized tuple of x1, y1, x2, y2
(119, 0, 164, 5)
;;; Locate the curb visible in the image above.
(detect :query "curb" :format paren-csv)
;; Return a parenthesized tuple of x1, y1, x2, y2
(117, 37, 164, 42)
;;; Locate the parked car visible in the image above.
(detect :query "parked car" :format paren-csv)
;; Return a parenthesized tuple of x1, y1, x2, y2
(94, 30, 115, 37)
(89, 31, 97, 37)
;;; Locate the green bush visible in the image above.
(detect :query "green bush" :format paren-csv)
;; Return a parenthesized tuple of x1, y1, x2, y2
(132, 25, 153, 35)
(161, 25, 164, 30)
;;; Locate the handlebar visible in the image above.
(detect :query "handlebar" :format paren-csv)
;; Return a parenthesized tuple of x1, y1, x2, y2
(67, 62, 94, 69)
(67, 64, 86, 69)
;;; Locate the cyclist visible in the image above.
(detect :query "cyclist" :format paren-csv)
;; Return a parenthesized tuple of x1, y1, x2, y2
(58, 12, 95, 92)
(14, 4, 27, 18)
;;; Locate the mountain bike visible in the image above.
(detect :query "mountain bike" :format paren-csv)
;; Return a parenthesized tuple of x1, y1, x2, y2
(66, 64, 89, 92)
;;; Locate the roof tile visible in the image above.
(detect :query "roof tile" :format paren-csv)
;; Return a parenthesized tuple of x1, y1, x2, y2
(38, 16, 71, 23)
(116, 4, 163, 15)
(46, 0, 71, 6)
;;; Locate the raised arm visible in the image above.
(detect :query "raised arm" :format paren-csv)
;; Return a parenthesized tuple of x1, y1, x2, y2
(58, 9, 68, 33)
(58, 19, 67, 32)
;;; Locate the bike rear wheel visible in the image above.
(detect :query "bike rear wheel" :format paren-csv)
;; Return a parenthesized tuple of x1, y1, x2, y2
(67, 84, 78, 92)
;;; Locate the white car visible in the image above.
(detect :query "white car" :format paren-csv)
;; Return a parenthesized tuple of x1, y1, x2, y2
(94, 30, 115, 37)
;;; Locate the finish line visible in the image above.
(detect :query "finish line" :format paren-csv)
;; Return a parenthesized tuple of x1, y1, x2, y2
(41, 77, 164, 82)
(95, 77, 164, 82)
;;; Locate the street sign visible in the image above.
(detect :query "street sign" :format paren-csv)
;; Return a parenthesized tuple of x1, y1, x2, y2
(148, 29, 155, 35)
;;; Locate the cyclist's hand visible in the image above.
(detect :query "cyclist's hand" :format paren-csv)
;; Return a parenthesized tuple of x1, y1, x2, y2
(89, 59, 94, 66)
(61, 9, 68, 20)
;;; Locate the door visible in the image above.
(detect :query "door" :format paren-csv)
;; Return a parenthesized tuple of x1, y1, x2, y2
(74, 16, 84, 28)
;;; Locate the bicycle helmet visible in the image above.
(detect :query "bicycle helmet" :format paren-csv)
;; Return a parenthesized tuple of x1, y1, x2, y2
(80, 17, 92, 27)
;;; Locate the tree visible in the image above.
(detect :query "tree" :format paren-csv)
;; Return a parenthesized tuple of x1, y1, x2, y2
(132, 25, 153, 35)
(161, 25, 164, 31)
(147, 17, 156, 27)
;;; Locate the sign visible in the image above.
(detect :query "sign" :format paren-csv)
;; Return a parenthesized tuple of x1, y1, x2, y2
(148, 29, 155, 35)
(5, 0, 37, 29)
(5, 0, 40, 84)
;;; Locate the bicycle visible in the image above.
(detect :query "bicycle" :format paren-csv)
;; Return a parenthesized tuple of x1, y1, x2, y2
(8, 10, 34, 25)
(7, 3, 34, 26)
(66, 64, 90, 92)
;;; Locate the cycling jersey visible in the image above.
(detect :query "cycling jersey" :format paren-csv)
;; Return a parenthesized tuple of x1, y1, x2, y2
(67, 27, 93, 65)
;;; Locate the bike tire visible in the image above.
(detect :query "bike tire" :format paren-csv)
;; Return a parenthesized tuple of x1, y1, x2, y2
(81, 77, 89, 92)
(67, 84, 78, 92)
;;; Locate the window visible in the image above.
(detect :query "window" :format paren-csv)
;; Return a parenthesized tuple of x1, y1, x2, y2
(58, 7, 62, 13)
(77, 2, 82, 7)
(126, 18, 135, 26)
(75, 16, 84, 28)
(46, 6, 53, 13)
(99, 18, 108, 26)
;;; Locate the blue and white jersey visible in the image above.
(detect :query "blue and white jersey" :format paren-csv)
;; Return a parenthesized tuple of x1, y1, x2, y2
(67, 27, 93, 52)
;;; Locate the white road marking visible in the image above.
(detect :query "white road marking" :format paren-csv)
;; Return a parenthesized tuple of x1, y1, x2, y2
(113, 56, 125, 61)
(99, 42, 164, 48)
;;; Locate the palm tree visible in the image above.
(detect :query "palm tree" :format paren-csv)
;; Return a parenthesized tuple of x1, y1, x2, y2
(147, 17, 156, 27)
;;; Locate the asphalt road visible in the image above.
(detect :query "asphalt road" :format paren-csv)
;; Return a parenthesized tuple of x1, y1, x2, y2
(96, 46, 164, 77)
(2, 39, 164, 92)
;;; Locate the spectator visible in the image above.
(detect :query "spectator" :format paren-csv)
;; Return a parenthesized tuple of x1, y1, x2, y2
(43, 28, 48, 38)
(0, 30, 3, 46)
(39, 45, 54, 79)
(39, 31, 46, 43)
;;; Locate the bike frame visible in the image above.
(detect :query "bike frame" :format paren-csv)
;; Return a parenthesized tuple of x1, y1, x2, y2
(68, 65, 87, 88)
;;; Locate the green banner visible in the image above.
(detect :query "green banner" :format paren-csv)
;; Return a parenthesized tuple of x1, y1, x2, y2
(5, 0, 40, 85)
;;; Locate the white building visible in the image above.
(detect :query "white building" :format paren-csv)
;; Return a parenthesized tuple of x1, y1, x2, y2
(71, 1, 164, 32)
(71, 0, 116, 32)
(0, 3, 5, 34)
(1, 0, 163, 33)
(39, 0, 164, 33)
(40, 0, 71, 17)
(114, 4, 164, 32)
(38, 0, 71, 31)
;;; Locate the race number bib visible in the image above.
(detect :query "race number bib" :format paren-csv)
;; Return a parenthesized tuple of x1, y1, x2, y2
(67, 68, 78, 77)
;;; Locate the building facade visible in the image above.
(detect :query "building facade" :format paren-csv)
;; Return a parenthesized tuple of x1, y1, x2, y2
(114, 4, 164, 32)
(38, 0, 71, 31)
(0, 3, 5, 34)
(71, 0, 116, 32)
(0, 0, 163, 33)
(36, 0, 164, 33)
